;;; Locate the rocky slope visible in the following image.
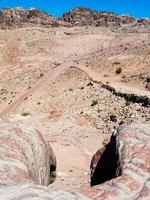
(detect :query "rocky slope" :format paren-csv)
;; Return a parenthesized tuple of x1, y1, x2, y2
(0, 7, 150, 29)
(0, 7, 59, 29)
(0, 11, 149, 199)
(60, 7, 150, 28)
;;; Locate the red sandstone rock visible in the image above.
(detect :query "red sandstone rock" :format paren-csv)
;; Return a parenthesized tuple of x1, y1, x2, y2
(0, 118, 56, 185)
(85, 123, 150, 199)
(0, 119, 90, 199)
(0, 120, 149, 199)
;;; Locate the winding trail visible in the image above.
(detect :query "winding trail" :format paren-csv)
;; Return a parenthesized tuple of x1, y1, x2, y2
(78, 65, 150, 102)
(0, 34, 149, 118)
(0, 61, 75, 117)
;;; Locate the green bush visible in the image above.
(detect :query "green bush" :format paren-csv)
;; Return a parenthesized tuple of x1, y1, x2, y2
(80, 86, 85, 90)
(91, 100, 98, 107)
(115, 67, 122, 74)
(125, 100, 131, 106)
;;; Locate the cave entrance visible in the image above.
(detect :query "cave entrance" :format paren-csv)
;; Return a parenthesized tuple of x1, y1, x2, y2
(91, 134, 121, 186)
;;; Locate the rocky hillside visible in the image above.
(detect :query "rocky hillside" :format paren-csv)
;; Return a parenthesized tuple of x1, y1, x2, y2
(0, 7, 59, 29)
(0, 7, 150, 29)
(60, 7, 150, 27)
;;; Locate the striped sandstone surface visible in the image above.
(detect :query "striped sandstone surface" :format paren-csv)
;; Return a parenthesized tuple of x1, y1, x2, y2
(0, 119, 149, 199)
(84, 123, 150, 200)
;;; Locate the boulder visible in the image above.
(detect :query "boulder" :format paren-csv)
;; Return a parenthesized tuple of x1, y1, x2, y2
(0, 119, 149, 199)
(86, 123, 150, 199)
(0, 118, 56, 186)
(0, 119, 89, 199)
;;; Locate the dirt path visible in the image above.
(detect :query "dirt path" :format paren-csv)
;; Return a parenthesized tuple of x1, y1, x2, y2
(78, 65, 150, 98)
(0, 32, 149, 118)
(1, 27, 149, 192)
(0, 61, 76, 117)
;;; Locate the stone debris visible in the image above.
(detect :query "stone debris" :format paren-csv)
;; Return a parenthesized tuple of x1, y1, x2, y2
(102, 83, 150, 107)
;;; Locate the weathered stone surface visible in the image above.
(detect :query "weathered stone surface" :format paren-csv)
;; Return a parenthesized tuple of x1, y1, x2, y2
(0, 7, 59, 29)
(60, 7, 138, 27)
(0, 119, 90, 199)
(0, 118, 56, 185)
(0, 183, 91, 200)
(0, 7, 150, 29)
(138, 18, 150, 26)
(86, 123, 150, 199)
(0, 120, 149, 199)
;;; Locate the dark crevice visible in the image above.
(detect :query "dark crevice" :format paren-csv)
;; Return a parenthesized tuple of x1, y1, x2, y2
(91, 134, 121, 186)
(50, 164, 56, 173)
(49, 164, 57, 184)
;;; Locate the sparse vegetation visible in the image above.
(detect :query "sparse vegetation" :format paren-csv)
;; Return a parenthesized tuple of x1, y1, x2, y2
(104, 74, 109, 77)
(40, 73, 43, 77)
(97, 108, 101, 113)
(115, 67, 122, 74)
(21, 112, 30, 116)
(125, 100, 132, 107)
(80, 86, 85, 90)
(91, 100, 98, 107)
(0, 10, 149, 194)
(24, 97, 28, 101)
(87, 82, 93, 86)
(113, 61, 120, 65)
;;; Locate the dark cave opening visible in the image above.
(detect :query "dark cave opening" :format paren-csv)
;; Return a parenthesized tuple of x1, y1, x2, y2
(91, 134, 121, 186)
(50, 164, 56, 173)
(49, 164, 57, 184)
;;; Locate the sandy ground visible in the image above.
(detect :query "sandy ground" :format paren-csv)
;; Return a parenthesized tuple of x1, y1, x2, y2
(0, 26, 149, 191)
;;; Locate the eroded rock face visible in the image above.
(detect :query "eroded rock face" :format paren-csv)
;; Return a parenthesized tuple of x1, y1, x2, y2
(0, 7, 150, 29)
(91, 134, 121, 186)
(0, 118, 56, 185)
(0, 7, 58, 29)
(138, 18, 150, 26)
(88, 123, 150, 199)
(60, 7, 137, 27)
(0, 120, 149, 199)
(0, 119, 90, 199)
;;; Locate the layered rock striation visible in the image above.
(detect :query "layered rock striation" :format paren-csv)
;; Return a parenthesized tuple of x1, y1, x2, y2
(0, 119, 149, 199)
(0, 119, 89, 199)
(87, 123, 150, 199)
